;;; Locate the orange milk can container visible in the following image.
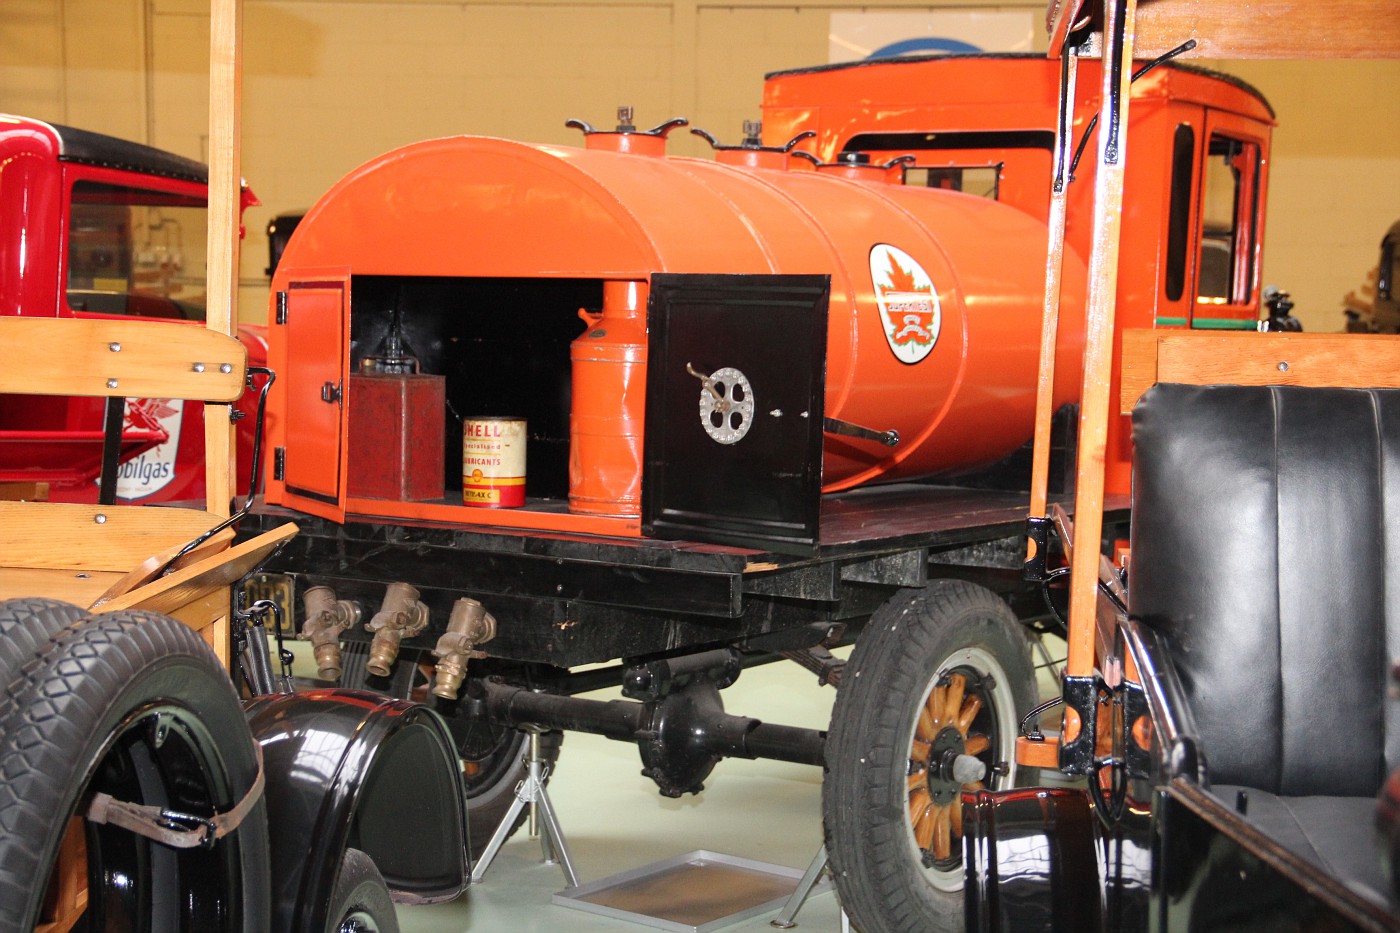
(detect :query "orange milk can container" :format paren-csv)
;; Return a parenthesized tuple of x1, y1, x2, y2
(462, 417, 527, 507)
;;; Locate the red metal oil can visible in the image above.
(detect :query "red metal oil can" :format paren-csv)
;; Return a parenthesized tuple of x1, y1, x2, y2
(346, 373, 445, 501)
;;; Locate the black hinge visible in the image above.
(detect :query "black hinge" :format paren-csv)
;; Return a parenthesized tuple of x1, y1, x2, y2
(275, 291, 288, 324)
(273, 447, 286, 481)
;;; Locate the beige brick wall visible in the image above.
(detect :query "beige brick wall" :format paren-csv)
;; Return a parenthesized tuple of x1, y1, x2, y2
(0, 0, 1395, 331)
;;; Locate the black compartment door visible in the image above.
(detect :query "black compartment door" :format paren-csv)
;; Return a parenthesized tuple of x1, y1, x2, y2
(642, 274, 829, 555)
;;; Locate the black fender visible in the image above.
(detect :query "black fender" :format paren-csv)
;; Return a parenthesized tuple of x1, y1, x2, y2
(963, 787, 1110, 933)
(245, 688, 469, 933)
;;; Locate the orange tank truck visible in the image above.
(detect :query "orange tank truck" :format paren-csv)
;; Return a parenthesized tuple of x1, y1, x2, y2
(242, 55, 1280, 933)
(761, 53, 1275, 494)
(264, 115, 1088, 535)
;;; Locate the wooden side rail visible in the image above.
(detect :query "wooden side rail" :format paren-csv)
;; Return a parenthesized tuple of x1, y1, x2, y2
(97, 523, 298, 629)
(0, 502, 224, 572)
(0, 318, 246, 402)
(0, 316, 255, 661)
(1121, 330, 1400, 414)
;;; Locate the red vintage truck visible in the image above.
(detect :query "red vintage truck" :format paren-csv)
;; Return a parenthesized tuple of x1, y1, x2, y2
(0, 114, 471, 933)
(0, 114, 264, 505)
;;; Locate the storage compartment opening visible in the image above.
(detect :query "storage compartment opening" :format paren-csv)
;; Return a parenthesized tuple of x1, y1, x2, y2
(349, 275, 604, 505)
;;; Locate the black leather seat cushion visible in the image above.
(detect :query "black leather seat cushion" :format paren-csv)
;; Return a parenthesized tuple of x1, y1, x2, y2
(1211, 786, 1389, 904)
(1130, 384, 1400, 798)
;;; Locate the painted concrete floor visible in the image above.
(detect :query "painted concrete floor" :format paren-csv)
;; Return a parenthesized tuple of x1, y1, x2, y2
(396, 658, 847, 933)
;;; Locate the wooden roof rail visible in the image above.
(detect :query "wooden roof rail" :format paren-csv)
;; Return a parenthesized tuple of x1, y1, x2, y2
(1120, 329, 1400, 413)
(1048, 0, 1400, 60)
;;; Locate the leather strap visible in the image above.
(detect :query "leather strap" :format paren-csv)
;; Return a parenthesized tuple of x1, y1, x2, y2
(86, 745, 265, 850)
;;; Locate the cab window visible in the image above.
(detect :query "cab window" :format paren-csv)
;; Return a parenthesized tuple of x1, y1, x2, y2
(904, 165, 1000, 199)
(1196, 134, 1260, 307)
(66, 180, 208, 321)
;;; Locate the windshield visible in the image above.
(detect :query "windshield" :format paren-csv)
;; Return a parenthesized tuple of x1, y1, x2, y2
(66, 180, 208, 321)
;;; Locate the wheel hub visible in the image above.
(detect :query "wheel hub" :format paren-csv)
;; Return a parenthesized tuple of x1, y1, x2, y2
(917, 726, 967, 805)
(906, 670, 996, 867)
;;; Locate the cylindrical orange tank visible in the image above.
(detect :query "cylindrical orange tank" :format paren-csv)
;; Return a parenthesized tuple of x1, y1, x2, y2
(272, 130, 1087, 514)
(570, 280, 647, 515)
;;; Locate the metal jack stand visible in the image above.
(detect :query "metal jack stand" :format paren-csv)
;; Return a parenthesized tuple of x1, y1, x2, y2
(470, 727, 580, 888)
(769, 844, 848, 930)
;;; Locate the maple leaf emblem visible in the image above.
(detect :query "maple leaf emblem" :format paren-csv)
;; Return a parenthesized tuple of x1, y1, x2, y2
(870, 244, 942, 364)
(884, 253, 933, 294)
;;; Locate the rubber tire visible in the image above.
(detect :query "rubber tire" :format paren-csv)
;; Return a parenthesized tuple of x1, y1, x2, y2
(0, 598, 85, 687)
(447, 718, 563, 860)
(824, 581, 1038, 933)
(327, 847, 399, 933)
(0, 610, 270, 933)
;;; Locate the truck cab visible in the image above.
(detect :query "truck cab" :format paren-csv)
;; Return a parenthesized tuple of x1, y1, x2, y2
(0, 114, 264, 503)
(760, 53, 1275, 493)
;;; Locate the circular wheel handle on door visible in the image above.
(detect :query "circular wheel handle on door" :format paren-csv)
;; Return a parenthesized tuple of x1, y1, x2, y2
(687, 363, 756, 445)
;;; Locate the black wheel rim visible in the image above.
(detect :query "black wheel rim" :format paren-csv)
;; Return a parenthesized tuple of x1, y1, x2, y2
(75, 702, 241, 932)
(450, 719, 528, 799)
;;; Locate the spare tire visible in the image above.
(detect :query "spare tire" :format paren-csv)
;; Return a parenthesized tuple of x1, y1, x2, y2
(0, 610, 270, 933)
(0, 597, 84, 688)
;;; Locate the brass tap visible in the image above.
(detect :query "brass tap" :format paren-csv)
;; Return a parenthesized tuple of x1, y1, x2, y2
(299, 586, 360, 682)
(431, 598, 497, 699)
(364, 582, 430, 677)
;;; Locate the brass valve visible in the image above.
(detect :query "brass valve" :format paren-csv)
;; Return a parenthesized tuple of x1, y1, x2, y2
(431, 598, 497, 699)
(364, 582, 430, 677)
(299, 586, 360, 682)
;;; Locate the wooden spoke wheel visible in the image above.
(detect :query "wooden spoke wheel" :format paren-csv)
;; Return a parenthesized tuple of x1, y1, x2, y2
(824, 582, 1037, 933)
(907, 670, 991, 868)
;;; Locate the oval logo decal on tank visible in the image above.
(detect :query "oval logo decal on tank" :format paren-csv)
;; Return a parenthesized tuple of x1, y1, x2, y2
(870, 244, 941, 365)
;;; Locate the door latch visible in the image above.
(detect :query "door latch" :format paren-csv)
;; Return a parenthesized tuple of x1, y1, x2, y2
(320, 381, 342, 405)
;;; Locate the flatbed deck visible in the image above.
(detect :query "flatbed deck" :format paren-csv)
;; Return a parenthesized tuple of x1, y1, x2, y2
(243, 484, 1126, 668)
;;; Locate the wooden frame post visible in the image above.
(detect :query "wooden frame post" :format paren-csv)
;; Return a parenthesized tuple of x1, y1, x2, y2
(204, 0, 243, 664)
(1028, 35, 1080, 529)
(1064, 0, 1137, 680)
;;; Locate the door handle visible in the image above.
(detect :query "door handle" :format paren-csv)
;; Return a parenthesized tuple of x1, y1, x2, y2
(320, 381, 342, 404)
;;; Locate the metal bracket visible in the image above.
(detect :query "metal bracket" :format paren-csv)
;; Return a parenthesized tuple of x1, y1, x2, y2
(822, 416, 899, 447)
(1019, 695, 1064, 741)
(1058, 674, 1100, 774)
(87, 746, 266, 851)
(1121, 677, 1152, 780)
(1024, 515, 1055, 582)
